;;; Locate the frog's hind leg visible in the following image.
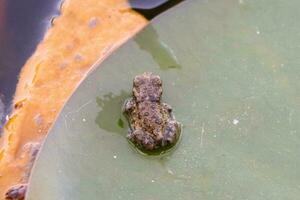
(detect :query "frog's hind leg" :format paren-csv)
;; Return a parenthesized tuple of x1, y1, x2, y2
(162, 120, 181, 147)
(127, 129, 155, 150)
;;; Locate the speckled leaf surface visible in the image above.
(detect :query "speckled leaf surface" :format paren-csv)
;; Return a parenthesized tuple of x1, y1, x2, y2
(27, 0, 300, 199)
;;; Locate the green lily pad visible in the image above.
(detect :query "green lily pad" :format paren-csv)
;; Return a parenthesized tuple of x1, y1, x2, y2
(27, 0, 300, 199)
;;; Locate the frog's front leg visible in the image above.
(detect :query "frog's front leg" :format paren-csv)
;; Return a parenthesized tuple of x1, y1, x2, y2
(162, 103, 176, 119)
(127, 129, 155, 150)
(122, 98, 135, 115)
(162, 103, 172, 112)
(162, 120, 181, 147)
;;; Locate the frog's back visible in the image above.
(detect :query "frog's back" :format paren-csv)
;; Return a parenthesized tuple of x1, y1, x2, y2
(125, 72, 181, 151)
(136, 101, 167, 131)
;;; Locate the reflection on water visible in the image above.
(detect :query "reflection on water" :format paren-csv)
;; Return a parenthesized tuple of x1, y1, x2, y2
(95, 90, 130, 135)
(0, 0, 62, 130)
(135, 25, 181, 70)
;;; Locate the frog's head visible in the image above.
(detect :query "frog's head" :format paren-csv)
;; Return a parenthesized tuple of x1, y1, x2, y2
(133, 72, 162, 102)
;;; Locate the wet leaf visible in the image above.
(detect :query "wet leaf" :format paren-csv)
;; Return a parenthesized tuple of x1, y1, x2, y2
(27, 1, 300, 199)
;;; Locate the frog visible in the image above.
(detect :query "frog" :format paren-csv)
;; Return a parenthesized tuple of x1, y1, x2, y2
(123, 72, 181, 151)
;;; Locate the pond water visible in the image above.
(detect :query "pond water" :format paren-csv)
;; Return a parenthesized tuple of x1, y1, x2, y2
(129, 0, 184, 19)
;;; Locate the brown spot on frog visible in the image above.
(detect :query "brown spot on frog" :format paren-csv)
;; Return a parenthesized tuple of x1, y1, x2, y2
(123, 72, 181, 151)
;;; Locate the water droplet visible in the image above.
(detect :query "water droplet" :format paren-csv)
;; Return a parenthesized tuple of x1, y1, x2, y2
(167, 169, 174, 175)
(233, 119, 239, 125)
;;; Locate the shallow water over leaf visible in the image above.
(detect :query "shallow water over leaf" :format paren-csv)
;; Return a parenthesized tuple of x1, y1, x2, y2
(95, 90, 130, 135)
(27, 0, 300, 199)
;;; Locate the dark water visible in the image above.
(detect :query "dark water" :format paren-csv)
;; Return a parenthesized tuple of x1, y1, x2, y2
(0, 0, 184, 130)
(129, 0, 185, 19)
(0, 0, 62, 128)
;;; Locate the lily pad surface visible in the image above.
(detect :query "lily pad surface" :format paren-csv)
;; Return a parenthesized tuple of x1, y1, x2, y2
(27, 0, 300, 199)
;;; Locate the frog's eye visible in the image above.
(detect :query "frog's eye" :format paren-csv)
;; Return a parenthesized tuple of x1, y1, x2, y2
(151, 76, 162, 86)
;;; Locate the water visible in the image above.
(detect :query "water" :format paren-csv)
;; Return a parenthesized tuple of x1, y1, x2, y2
(129, 0, 184, 19)
(0, 0, 62, 129)
(134, 25, 181, 70)
(95, 90, 130, 135)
